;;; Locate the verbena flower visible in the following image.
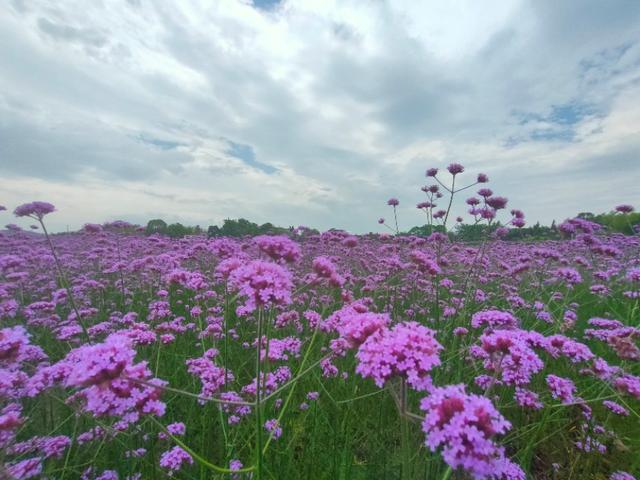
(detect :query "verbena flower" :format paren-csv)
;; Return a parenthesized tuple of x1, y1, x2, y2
(159, 446, 193, 474)
(356, 321, 442, 390)
(336, 311, 390, 348)
(255, 235, 302, 263)
(13, 202, 56, 220)
(546, 375, 576, 404)
(420, 384, 518, 478)
(228, 260, 293, 315)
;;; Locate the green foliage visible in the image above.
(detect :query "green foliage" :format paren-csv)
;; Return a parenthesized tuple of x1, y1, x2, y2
(207, 218, 291, 238)
(404, 224, 447, 237)
(453, 223, 497, 242)
(503, 222, 560, 241)
(144, 219, 202, 238)
(145, 218, 168, 235)
(592, 211, 640, 235)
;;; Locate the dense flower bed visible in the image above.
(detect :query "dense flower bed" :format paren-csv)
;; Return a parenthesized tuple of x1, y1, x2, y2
(0, 197, 639, 479)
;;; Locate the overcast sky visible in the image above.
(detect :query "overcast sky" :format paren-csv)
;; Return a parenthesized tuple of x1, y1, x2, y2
(1, 0, 639, 233)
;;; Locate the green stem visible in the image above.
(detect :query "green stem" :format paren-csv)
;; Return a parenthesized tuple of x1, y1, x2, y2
(149, 416, 254, 474)
(255, 307, 264, 479)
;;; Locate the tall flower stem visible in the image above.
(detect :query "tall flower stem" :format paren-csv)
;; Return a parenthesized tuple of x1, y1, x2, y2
(393, 205, 399, 234)
(38, 218, 90, 341)
(254, 307, 265, 479)
(442, 175, 457, 231)
(115, 235, 126, 307)
(400, 378, 411, 480)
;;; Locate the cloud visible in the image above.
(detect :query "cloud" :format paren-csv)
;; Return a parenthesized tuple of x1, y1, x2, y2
(0, 0, 639, 233)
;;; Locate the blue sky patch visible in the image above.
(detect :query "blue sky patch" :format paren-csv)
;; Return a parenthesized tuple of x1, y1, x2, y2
(135, 134, 186, 150)
(226, 140, 277, 174)
(252, 0, 281, 11)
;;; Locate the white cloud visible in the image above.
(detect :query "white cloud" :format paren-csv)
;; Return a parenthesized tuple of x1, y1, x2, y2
(0, 0, 639, 233)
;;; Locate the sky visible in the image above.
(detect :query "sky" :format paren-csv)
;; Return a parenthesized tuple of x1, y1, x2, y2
(1, 0, 639, 233)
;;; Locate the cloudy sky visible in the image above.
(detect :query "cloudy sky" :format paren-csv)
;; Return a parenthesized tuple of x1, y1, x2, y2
(1, 0, 639, 233)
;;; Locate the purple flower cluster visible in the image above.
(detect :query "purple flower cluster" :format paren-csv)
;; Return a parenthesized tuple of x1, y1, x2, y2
(13, 201, 56, 219)
(255, 235, 302, 263)
(356, 321, 442, 390)
(336, 311, 390, 348)
(420, 385, 523, 478)
(471, 310, 518, 330)
(228, 260, 293, 315)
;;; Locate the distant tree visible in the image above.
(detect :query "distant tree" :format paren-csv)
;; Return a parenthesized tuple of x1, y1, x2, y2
(453, 223, 496, 242)
(145, 219, 168, 235)
(165, 223, 191, 238)
(406, 225, 447, 237)
(577, 212, 596, 221)
(593, 211, 640, 235)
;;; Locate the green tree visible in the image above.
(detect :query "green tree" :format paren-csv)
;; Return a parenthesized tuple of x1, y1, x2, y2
(145, 219, 167, 235)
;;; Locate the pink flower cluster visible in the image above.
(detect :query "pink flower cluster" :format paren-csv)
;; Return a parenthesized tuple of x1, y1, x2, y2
(420, 385, 524, 479)
(228, 260, 294, 315)
(33, 333, 166, 419)
(255, 235, 301, 263)
(356, 321, 442, 391)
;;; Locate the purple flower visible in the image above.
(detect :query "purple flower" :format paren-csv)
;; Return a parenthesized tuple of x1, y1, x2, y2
(40, 333, 167, 418)
(265, 418, 282, 439)
(228, 260, 294, 315)
(603, 400, 628, 416)
(420, 384, 518, 478)
(13, 202, 56, 220)
(410, 250, 442, 275)
(447, 163, 464, 175)
(312, 256, 344, 287)
(477, 173, 489, 183)
(83, 223, 103, 233)
(337, 311, 390, 348)
(167, 422, 186, 435)
(615, 204, 634, 214)
(554, 267, 583, 285)
(387, 198, 399, 206)
(514, 387, 543, 410)
(426, 168, 439, 177)
(546, 375, 576, 404)
(486, 196, 508, 210)
(610, 472, 636, 480)
(471, 310, 518, 330)
(473, 329, 544, 386)
(255, 235, 301, 263)
(159, 446, 193, 473)
(356, 321, 442, 391)
(6, 457, 43, 479)
(614, 374, 640, 400)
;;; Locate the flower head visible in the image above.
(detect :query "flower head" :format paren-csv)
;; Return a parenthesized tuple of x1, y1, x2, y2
(356, 321, 442, 390)
(159, 446, 193, 474)
(228, 260, 293, 315)
(420, 384, 516, 478)
(447, 163, 464, 175)
(546, 375, 576, 404)
(255, 235, 301, 263)
(615, 204, 634, 214)
(13, 202, 55, 220)
(337, 312, 390, 348)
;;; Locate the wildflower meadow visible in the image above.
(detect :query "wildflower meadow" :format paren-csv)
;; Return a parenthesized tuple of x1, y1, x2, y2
(1, 165, 639, 480)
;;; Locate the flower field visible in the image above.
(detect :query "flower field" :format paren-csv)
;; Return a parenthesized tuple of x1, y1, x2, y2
(1, 179, 639, 479)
